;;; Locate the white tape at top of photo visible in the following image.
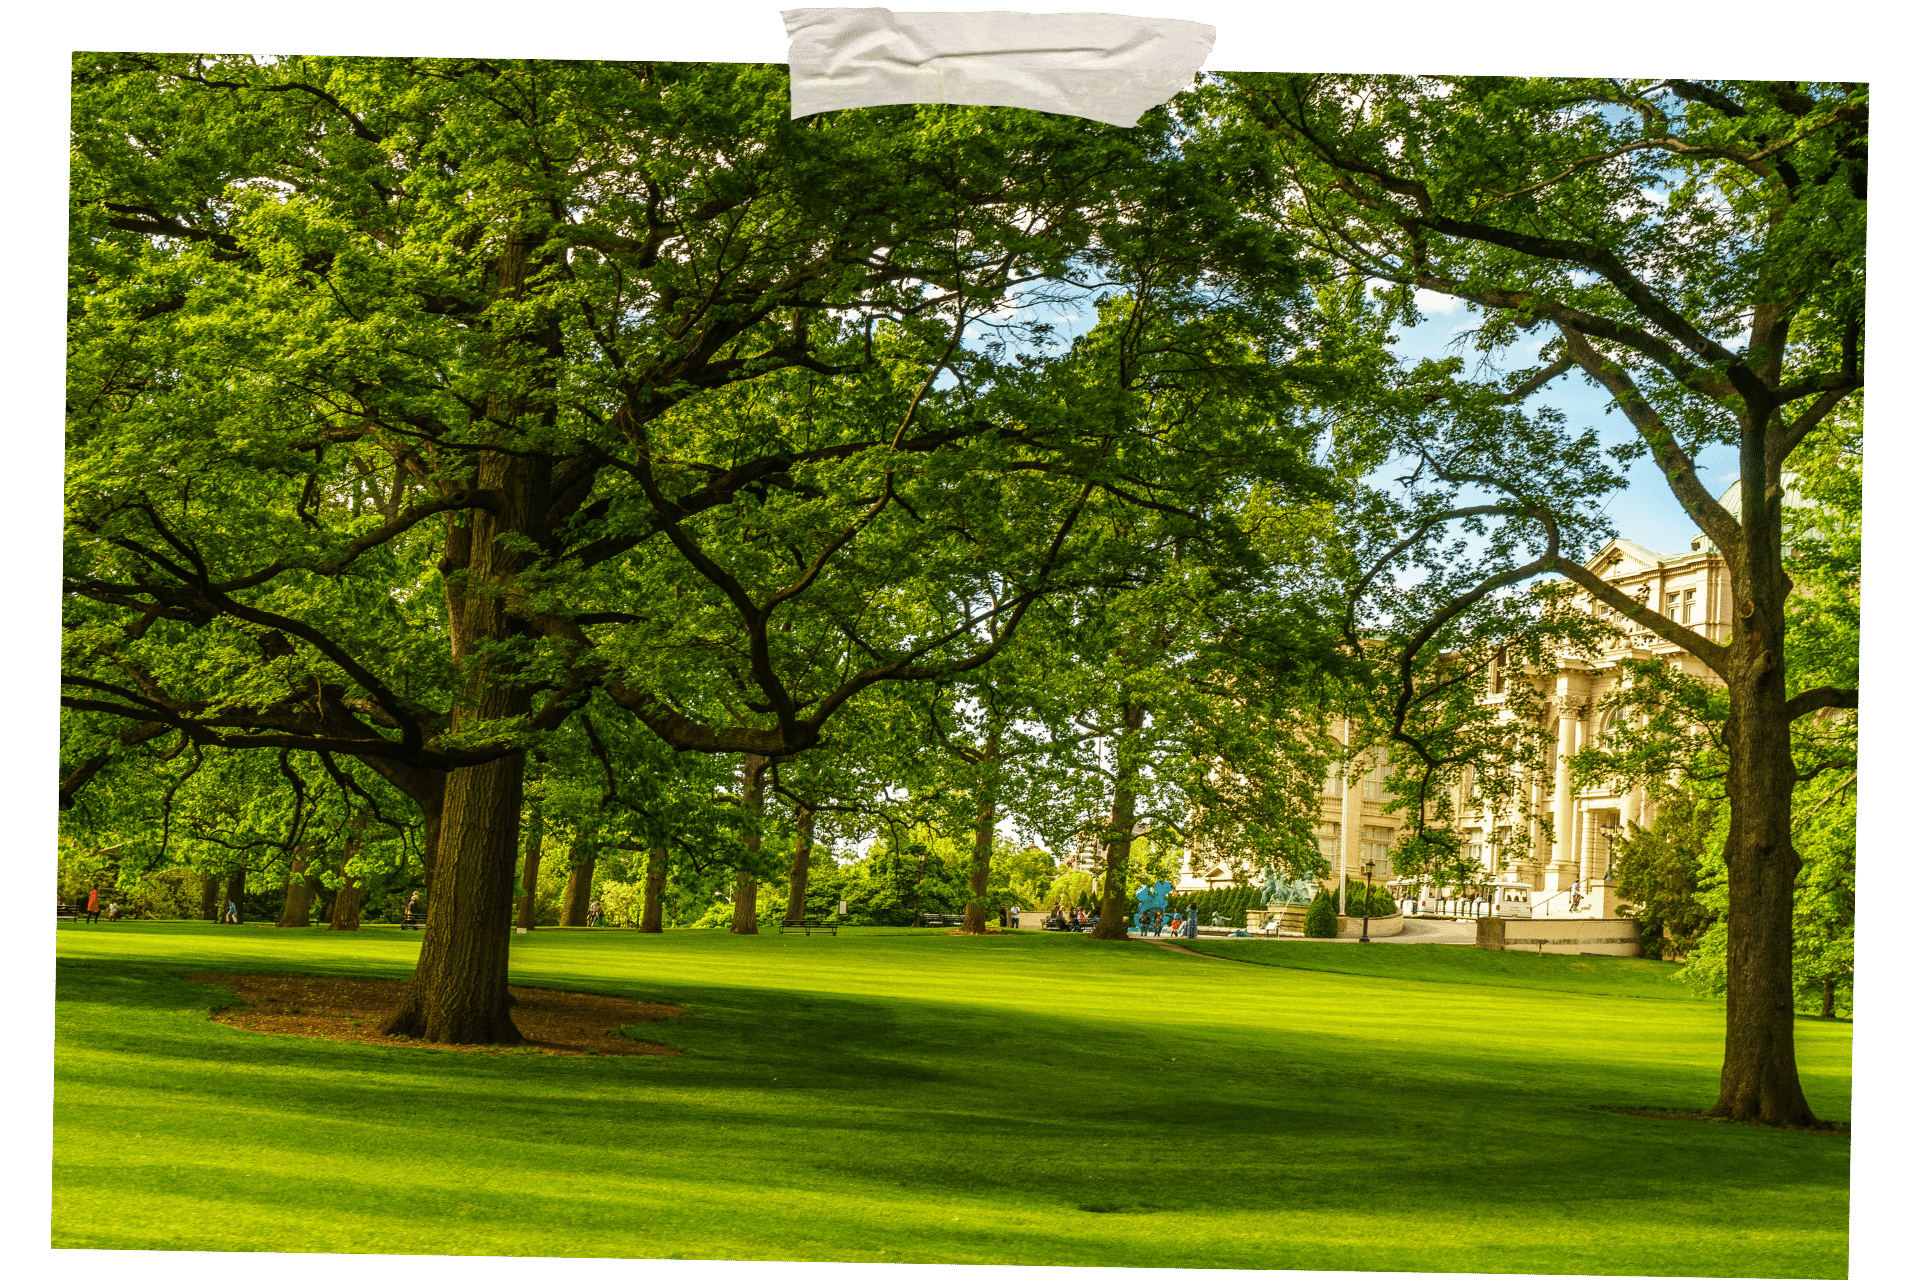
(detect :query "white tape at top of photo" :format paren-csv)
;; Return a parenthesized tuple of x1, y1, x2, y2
(782, 8, 1215, 126)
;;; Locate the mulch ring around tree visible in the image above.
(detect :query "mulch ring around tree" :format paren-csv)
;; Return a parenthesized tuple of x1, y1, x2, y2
(184, 972, 684, 1056)
(1595, 1106, 1849, 1136)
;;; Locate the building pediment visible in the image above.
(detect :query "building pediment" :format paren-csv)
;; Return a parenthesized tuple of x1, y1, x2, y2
(1586, 539, 1663, 578)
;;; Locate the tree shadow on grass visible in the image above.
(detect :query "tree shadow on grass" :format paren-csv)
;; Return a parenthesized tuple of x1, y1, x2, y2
(54, 950, 1850, 1275)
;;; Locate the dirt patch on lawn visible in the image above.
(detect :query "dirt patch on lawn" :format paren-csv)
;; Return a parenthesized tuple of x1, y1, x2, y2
(184, 972, 684, 1056)
(1596, 1105, 1848, 1135)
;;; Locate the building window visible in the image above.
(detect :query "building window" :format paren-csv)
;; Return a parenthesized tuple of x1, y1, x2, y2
(1361, 826, 1394, 876)
(1682, 588, 1697, 623)
(1323, 763, 1344, 798)
(1318, 825, 1341, 866)
(1362, 761, 1389, 801)
(1665, 591, 1681, 620)
(1491, 650, 1506, 694)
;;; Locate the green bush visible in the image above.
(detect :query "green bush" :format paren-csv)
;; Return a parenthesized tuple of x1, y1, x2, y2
(1303, 892, 1338, 937)
(1338, 878, 1398, 918)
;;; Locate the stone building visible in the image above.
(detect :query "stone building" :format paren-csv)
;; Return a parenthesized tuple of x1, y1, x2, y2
(1176, 513, 1736, 922)
(1446, 529, 1732, 917)
(1175, 720, 1403, 905)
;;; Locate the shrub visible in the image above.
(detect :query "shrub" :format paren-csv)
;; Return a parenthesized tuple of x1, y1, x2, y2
(1339, 878, 1398, 918)
(1303, 892, 1338, 937)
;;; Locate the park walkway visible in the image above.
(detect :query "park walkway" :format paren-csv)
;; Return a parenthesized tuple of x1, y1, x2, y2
(1132, 916, 1480, 953)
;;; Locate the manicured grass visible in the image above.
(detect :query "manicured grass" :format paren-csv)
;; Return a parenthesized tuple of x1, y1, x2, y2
(53, 923, 1850, 1274)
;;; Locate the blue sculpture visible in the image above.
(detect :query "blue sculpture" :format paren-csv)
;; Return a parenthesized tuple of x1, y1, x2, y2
(1134, 878, 1173, 916)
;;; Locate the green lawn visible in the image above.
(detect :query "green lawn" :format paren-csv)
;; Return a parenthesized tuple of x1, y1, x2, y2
(53, 923, 1850, 1274)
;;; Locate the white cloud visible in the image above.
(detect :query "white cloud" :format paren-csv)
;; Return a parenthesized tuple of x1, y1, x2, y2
(1414, 288, 1463, 315)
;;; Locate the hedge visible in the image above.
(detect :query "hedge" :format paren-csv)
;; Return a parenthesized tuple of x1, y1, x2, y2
(1303, 892, 1338, 937)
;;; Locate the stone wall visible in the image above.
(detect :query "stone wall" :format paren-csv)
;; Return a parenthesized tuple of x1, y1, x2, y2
(1244, 905, 1307, 931)
(1476, 917, 1642, 956)
(1337, 912, 1403, 937)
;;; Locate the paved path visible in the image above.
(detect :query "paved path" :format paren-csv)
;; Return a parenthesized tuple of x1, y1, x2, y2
(1133, 916, 1481, 951)
(1139, 938, 1247, 961)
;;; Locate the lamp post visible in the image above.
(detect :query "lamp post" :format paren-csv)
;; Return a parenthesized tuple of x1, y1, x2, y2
(1359, 859, 1375, 944)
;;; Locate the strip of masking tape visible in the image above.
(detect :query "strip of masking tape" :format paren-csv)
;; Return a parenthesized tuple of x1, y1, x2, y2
(782, 8, 1216, 128)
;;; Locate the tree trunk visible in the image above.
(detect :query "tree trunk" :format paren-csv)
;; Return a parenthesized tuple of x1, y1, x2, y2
(784, 803, 816, 925)
(961, 726, 1003, 934)
(1091, 703, 1146, 941)
(199, 874, 219, 921)
(378, 750, 526, 1043)
(561, 842, 596, 927)
(1820, 978, 1835, 1019)
(323, 813, 368, 931)
(276, 854, 313, 927)
(224, 868, 246, 924)
(731, 754, 767, 934)
(307, 875, 337, 924)
(640, 846, 668, 933)
(377, 228, 555, 1046)
(330, 882, 363, 931)
(516, 809, 545, 930)
(1711, 628, 1817, 1125)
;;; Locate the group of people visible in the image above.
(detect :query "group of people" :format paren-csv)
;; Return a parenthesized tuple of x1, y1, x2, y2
(1034, 904, 1208, 937)
(64, 888, 118, 923)
(1043, 905, 1098, 931)
(1132, 908, 1197, 939)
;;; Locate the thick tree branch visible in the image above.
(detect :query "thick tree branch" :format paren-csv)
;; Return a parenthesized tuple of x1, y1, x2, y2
(1550, 559, 1732, 677)
(1785, 686, 1858, 721)
(1555, 325, 1744, 554)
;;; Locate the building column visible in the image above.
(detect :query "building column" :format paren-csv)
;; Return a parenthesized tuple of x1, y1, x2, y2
(1578, 808, 1599, 890)
(1338, 720, 1361, 914)
(1546, 701, 1580, 893)
(1520, 773, 1544, 887)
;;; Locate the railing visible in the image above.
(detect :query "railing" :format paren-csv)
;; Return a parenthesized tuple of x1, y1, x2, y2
(1530, 886, 1603, 917)
(1403, 894, 1493, 919)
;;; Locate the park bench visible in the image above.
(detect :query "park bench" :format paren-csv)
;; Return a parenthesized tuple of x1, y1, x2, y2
(778, 919, 838, 936)
(56, 904, 79, 923)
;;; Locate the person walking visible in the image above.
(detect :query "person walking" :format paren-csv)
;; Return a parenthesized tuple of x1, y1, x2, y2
(403, 891, 421, 929)
(106, 900, 120, 922)
(588, 898, 602, 927)
(223, 898, 239, 924)
(85, 887, 101, 923)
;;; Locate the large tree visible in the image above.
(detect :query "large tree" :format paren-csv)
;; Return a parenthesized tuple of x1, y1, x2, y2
(66, 55, 1371, 1042)
(65, 55, 1195, 1041)
(1207, 74, 1864, 1126)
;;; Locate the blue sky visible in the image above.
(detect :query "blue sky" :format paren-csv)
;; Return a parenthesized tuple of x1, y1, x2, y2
(1392, 292, 1741, 557)
(992, 282, 1738, 558)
